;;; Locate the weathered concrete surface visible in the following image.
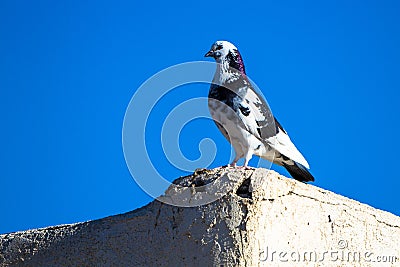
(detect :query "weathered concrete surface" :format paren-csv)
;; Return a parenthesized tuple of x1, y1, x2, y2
(0, 168, 399, 267)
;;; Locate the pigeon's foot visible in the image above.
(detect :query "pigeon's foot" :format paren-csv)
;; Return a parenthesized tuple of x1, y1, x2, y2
(221, 162, 254, 169)
(222, 162, 238, 168)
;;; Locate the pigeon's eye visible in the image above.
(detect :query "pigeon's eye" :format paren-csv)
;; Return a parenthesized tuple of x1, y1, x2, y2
(216, 44, 223, 50)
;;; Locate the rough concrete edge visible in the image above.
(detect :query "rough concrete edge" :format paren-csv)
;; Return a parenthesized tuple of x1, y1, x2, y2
(1, 167, 399, 237)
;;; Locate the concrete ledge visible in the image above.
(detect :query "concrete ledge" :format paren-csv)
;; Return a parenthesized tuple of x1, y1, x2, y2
(1, 168, 399, 266)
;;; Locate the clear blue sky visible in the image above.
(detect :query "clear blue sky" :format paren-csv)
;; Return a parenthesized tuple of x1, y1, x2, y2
(1, 0, 399, 234)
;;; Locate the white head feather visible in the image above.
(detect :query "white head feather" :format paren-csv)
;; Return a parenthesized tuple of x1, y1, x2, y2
(207, 40, 237, 63)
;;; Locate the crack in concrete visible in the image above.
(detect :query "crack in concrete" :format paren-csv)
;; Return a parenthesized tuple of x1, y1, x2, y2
(154, 203, 162, 228)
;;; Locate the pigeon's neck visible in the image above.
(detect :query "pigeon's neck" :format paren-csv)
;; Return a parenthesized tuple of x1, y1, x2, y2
(213, 50, 246, 85)
(226, 50, 246, 75)
(213, 63, 243, 86)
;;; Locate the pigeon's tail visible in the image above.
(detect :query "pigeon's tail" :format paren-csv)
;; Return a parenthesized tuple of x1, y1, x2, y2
(283, 161, 315, 182)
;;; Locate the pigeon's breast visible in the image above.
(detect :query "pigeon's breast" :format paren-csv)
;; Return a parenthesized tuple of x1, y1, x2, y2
(208, 96, 265, 157)
(208, 97, 239, 128)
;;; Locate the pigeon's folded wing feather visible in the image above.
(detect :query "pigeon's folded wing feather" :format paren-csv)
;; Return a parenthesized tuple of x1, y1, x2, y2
(266, 124, 310, 168)
(236, 86, 276, 139)
(236, 85, 310, 168)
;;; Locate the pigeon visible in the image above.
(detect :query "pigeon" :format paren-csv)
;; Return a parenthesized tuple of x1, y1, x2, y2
(205, 40, 314, 182)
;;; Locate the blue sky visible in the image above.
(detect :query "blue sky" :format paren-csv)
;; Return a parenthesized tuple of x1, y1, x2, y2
(1, 0, 399, 234)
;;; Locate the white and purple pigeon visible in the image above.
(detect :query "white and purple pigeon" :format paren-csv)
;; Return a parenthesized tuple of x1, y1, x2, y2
(205, 40, 314, 182)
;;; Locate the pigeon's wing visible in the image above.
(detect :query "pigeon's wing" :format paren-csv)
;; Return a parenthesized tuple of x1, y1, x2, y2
(234, 82, 276, 141)
(236, 85, 310, 168)
(267, 118, 309, 168)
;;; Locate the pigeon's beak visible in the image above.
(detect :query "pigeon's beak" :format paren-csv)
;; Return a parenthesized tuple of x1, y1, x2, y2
(204, 50, 214, 57)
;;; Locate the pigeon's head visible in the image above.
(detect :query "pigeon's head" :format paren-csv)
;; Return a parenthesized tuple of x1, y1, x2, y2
(204, 41, 237, 60)
(205, 41, 246, 74)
